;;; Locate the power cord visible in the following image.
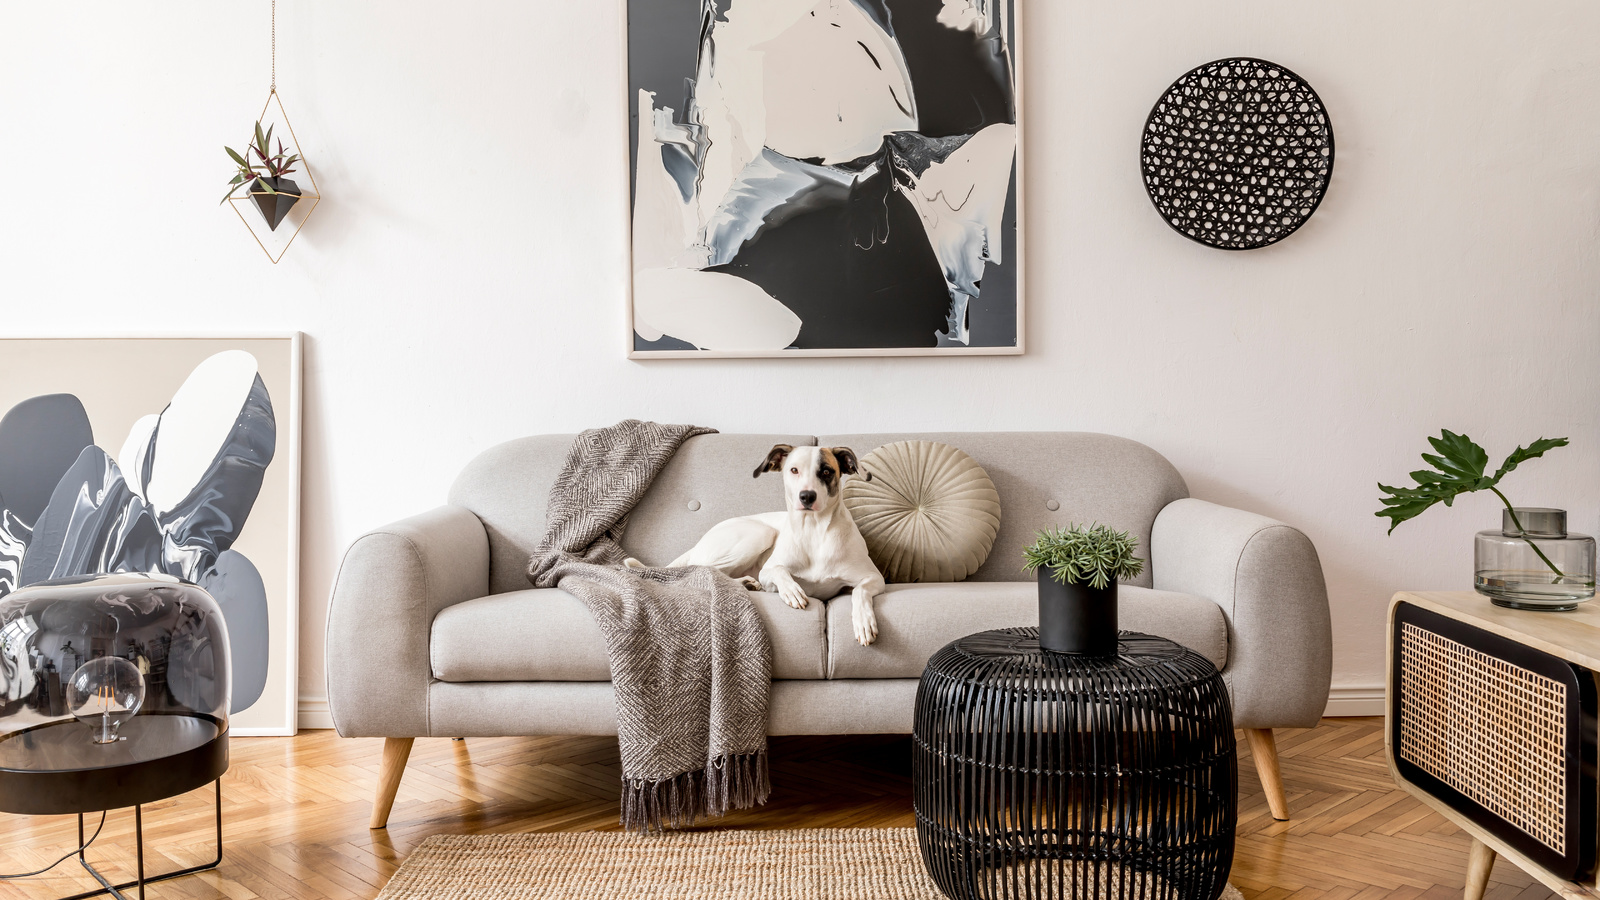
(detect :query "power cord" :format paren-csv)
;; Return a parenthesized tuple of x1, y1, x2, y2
(0, 811, 106, 879)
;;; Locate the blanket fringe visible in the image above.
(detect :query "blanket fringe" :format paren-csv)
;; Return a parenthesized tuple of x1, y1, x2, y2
(622, 749, 771, 833)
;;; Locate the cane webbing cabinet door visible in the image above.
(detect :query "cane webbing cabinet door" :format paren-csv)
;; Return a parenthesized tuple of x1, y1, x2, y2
(1386, 591, 1600, 900)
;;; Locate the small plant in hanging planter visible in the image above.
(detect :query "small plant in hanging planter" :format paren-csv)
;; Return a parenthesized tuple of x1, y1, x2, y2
(1023, 523, 1145, 655)
(222, 121, 302, 231)
(1377, 430, 1594, 610)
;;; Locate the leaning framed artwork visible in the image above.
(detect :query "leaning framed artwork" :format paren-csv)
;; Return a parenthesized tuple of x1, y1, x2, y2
(0, 336, 302, 735)
(626, 0, 1024, 358)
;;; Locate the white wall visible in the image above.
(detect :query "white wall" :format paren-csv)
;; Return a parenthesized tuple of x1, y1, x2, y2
(3, 2, 1597, 725)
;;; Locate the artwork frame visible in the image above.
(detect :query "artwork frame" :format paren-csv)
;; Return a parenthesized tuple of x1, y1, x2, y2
(624, 0, 1027, 359)
(0, 334, 302, 736)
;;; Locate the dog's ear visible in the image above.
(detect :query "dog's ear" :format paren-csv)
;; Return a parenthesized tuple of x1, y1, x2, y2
(829, 448, 870, 481)
(754, 444, 794, 478)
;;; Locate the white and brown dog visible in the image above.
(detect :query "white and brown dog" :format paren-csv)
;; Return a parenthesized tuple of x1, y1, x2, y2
(627, 445, 885, 645)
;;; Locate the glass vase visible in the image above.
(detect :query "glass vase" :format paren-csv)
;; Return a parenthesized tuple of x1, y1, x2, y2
(1474, 508, 1596, 610)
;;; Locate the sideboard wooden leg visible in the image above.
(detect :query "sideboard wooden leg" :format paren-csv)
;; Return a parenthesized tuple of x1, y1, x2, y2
(1464, 837, 1495, 900)
(1245, 728, 1290, 820)
(370, 737, 415, 830)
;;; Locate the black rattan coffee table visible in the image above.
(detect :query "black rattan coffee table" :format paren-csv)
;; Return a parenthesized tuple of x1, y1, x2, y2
(914, 628, 1236, 900)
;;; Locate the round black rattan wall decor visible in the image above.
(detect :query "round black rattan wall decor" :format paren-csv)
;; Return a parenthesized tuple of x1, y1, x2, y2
(1141, 58, 1334, 250)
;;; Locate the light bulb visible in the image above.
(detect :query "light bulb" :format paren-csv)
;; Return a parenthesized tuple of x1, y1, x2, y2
(65, 657, 146, 744)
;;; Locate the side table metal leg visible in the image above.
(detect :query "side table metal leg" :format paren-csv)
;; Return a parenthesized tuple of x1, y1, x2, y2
(1464, 838, 1495, 900)
(133, 805, 145, 900)
(57, 779, 224, 900)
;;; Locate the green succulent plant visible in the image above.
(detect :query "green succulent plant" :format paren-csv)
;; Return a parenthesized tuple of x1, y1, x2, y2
(1023, 523, 1145, 590)
(222, 120, 300, 204)
(1377, 429, 1569, 577)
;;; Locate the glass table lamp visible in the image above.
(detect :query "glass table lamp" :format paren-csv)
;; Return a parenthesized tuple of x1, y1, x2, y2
(0, 573, 231, 813)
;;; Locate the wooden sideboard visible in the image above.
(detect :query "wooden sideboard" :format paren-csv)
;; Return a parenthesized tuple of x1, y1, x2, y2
(1386, 590, 1600, 900)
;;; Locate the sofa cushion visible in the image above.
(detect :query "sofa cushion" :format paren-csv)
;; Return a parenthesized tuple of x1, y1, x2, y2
(431, 587, 828, 682)
(825, 582, 1227, 679)
(844, 440, 1002, 584)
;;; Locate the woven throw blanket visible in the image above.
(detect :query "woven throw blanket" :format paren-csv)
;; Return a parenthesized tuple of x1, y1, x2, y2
(525, 420, 772, 832)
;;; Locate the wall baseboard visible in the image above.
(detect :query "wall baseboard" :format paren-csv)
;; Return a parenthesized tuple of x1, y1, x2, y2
(298, 695, 335, 730)
(1323, 684, 1384, 718)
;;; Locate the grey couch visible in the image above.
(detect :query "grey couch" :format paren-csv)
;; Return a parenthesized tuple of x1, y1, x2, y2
(326, 432, 1332, 828)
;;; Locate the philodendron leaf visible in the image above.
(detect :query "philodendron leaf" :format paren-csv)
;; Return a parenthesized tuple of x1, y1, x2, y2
(1425, 429, 1489, 484)
(1377, 430, 1570, 534)
(1492, 437, 1569, 483)
(226, 146, 249, 167)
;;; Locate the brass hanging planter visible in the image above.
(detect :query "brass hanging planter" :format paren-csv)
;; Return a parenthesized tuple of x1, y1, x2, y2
(222, 3, 320, 264)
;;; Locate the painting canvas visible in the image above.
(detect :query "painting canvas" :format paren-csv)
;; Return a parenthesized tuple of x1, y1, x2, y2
(628, 0, 1023, 357)
(0, 336, 301, 735)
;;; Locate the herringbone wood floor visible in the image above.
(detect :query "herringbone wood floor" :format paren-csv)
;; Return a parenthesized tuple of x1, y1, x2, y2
(0, 717, 1560, 899)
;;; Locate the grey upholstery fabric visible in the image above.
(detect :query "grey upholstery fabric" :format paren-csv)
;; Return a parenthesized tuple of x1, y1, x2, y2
(448, 434, 814, 593)
(817, 433, 1188, 586)
(428, 680, 920, 737)
(448, 434, 578, 595)
(324, 505, 489, 738)
(432, 588, 829, 682)
(1152, 498, 1332, 729)
(825, 583, 1228, 679)
(769, 680, 918, 734)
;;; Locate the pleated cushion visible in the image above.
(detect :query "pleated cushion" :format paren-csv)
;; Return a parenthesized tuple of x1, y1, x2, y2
(843, 441, 1002, 583)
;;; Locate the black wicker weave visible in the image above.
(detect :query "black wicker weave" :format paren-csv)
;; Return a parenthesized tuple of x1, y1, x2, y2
(1140, 57, 1334, 251)
(914, 629, 1236, 900)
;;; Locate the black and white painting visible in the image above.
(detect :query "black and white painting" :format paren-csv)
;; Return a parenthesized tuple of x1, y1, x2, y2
(0, 337, 301, 735)
(628, 0, 1023, 357)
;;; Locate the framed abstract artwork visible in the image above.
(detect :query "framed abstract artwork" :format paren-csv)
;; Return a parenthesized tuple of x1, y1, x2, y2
(627, 0, 1024, 358)
(0, 336, 301, 735)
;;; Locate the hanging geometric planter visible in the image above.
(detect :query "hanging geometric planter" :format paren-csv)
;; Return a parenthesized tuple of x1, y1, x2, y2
(224, 90, 320, 264)
(222, 3, 320, 264)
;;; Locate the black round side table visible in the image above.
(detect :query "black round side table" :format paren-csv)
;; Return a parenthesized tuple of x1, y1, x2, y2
(914, 629, 1236, 900)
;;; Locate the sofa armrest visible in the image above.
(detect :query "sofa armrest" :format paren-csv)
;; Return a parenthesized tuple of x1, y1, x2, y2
(325, 504, 490, 738)
(1151, 498, 1332, 730)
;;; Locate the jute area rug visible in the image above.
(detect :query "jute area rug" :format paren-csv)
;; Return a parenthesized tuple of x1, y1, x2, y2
(375, 827, 1244, 900)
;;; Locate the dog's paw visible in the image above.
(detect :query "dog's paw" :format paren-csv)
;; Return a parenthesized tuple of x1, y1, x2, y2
(853, 602, 879, 646)
(777, 583, 811, 610)
(738, 576, 762, 591)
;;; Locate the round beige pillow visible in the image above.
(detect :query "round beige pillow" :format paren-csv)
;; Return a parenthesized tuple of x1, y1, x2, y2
(843, 441, 1002, 583)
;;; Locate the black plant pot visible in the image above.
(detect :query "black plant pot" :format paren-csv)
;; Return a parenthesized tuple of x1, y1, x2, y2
(1037, 569, 1118, 655)
(250, 176, 301, 231)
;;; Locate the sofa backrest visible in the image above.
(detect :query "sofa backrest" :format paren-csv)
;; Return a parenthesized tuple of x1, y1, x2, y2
(450, 431, 1187, 594)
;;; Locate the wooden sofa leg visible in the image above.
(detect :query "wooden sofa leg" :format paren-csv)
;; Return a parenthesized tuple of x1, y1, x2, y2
(371, 737, 414, 829)
(1245, 728, 1290, 821)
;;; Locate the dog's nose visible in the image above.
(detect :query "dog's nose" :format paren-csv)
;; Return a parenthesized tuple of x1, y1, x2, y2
(799, 490, 817, 507)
